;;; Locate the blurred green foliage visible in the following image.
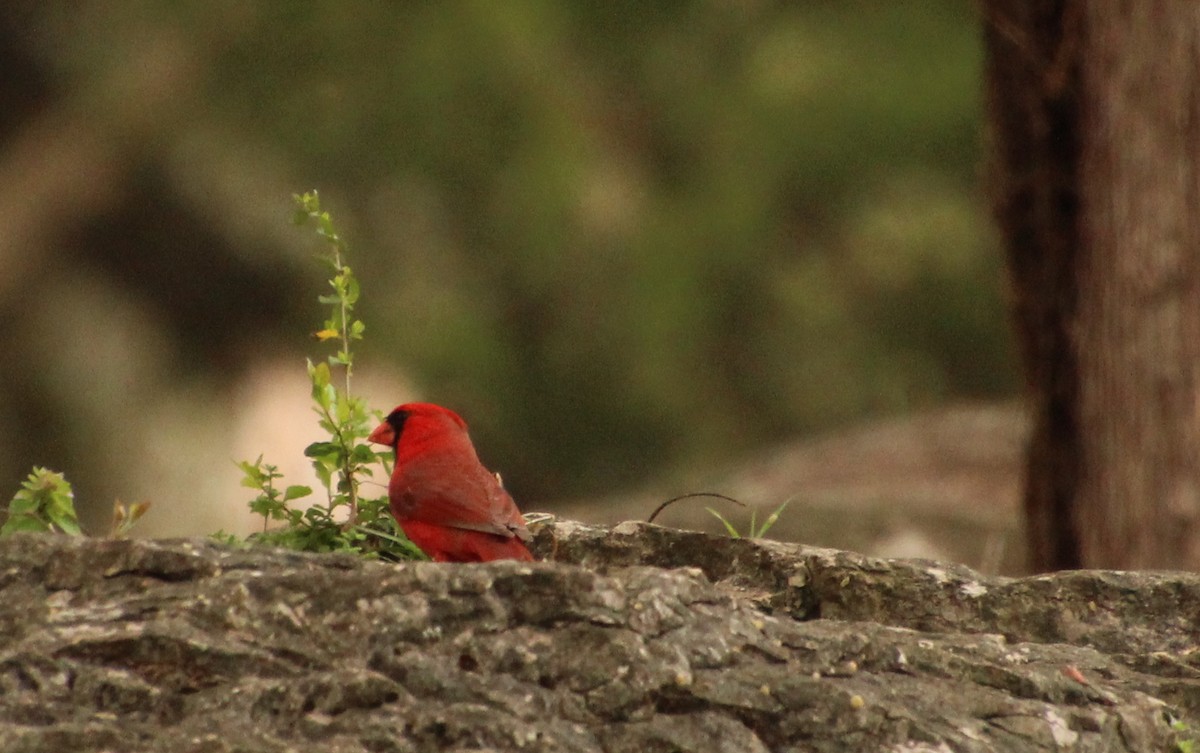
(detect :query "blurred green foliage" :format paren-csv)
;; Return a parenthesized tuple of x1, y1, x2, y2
(1, 468, 81, 536)
(34, 2, 1013, 502)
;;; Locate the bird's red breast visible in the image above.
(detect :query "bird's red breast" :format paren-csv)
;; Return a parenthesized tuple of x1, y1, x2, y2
(368, 403, 534, 562)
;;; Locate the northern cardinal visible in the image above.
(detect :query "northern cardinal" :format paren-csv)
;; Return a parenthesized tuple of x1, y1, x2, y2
(368, 403, 534, 562)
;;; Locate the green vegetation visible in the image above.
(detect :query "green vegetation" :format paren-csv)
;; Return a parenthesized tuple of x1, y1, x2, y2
(109, 499, 152, 539)
(0, 195, 417, 555)
(234, 193, 424, 560)
(708, 499, 791, 540)
(1, 468, 152, 539)
(0, 468, 81, 536)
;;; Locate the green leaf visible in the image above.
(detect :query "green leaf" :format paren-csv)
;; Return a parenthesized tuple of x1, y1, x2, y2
(321, 383, 337, 411)
(309, 360, 331, 389)
(318, 214, 335, 238)
(755, 500, 791, 538)
(706, 508, 742, 538)
(311, 455, 335, 484)
(236, 461, 266, 487)
(0, 515, 51, 535)
(335, 393, 353, 423)
(5, 495, 39, 517)
(350, 444, 377, 464)
(304, 441, 341, 458)
(283, 485, 313, 502)
(47, 505, 82, 536)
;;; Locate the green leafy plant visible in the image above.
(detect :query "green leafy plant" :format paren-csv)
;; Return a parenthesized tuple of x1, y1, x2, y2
(234, 191, 424, 560)
(3, 468, 152, 539)
(1, 467, 82, 536)
(238, 456, 312, 532)
(707, 499, 791, 540)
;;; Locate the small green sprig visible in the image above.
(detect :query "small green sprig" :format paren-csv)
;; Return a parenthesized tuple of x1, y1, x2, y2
(294, 190, 374, 526)
(707, 499, 791, 540)
(109, 499, 152, 539)
(1, 467, 82, 536)
(233, 191, 421, 560)
(238, 456, 311, 532)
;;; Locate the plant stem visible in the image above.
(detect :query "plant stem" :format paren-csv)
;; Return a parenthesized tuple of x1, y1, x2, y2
(333, 248, 359, 527)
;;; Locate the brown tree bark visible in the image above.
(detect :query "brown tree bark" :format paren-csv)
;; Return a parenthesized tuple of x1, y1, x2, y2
(985, 1, 1200, 571)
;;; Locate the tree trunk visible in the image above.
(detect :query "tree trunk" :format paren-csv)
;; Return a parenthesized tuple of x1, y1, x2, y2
(985, 1, 1200, 571)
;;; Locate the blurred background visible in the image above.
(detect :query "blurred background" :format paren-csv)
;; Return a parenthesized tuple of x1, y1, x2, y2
(0, 2, 1024, 567)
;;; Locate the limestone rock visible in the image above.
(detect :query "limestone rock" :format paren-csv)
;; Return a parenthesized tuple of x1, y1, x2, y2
(0, 522, 1195, 752)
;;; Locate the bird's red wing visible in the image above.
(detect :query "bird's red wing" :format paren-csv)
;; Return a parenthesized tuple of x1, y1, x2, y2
(400, 520, 534, 562)
(394, 457, 529, 540)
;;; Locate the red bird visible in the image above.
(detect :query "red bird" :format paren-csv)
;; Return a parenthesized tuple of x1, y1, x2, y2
(367, 403, 534, 562)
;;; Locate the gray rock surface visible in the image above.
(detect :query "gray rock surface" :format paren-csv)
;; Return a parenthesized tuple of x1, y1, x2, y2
(0, 522, 1197, 752)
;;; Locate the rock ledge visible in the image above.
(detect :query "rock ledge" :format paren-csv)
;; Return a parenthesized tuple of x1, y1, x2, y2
(0, 523, 1196, 752)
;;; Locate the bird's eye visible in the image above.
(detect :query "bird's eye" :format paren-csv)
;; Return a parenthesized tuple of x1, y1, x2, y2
(387, 409, 409, 437)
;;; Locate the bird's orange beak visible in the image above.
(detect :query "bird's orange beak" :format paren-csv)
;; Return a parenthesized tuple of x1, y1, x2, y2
(367, 421, 396, 447)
